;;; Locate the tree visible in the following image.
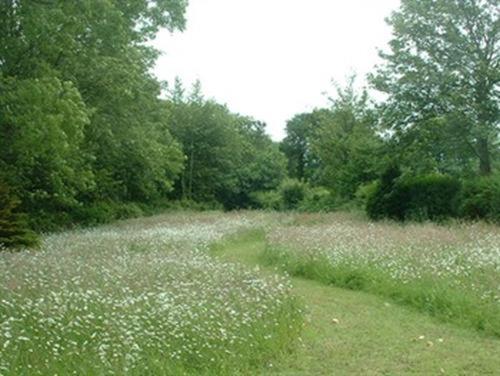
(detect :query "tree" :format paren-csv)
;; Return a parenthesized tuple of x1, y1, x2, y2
(166, 83, 243, 204)
(371, 0, 499, 175)
(366, 163, 404, 220)
(0, 76, 94, 213)
(312, 79, 384, 200)
(166, 82, 287, 209)
(224, 119, 287, 209)
(280, 111, 328, 182)
(0, 182, 39, 249)
(0, 0, 188, 225)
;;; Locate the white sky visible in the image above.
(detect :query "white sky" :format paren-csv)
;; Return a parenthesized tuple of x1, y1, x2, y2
(153, 0, 401, 140)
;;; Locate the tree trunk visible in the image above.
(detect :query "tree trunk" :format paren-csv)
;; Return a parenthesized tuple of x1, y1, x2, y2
(477, 137, 491, 176)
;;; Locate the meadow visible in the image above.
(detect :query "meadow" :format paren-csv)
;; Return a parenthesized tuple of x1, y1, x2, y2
(0, 212, 301, 375)
(263, 213, 500, 337)
(1, 211, 499, 375)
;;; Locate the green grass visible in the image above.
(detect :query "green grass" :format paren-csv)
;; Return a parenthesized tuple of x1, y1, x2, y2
(214, 230, 500, 375)
(0, 214, 303, 375)
(261, 245, 500, 338)
(4, 213, 499, 375)
(262, 245, 500, 338)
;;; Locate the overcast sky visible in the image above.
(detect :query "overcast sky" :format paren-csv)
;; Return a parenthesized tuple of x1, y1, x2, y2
(153, 0, 401, 140)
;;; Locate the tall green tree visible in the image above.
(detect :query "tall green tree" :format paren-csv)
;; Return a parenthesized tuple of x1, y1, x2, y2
(281, 113, 311, 180)
(0, 0, 188, 221)
(280, 109, 333, 182)
(167, 82, 287, 208)
(0, 181, 39, 249)
(167, 99, 241, 203)
(0, 76, 94, 213)
(312, 79, 383, 199)
(371, 0, 499, 175)
(224, 119, 287, 209)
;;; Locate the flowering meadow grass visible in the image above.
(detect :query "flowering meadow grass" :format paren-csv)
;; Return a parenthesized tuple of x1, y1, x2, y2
(263, 213, 500, 337)
(0, 212, 302, 375)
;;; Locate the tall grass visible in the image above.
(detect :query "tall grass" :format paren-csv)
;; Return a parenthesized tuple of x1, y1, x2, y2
(0, 213, 303, 375)
(262, 213, 500, 337)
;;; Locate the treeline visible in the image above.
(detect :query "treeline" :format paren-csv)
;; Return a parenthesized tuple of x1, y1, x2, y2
(0, 0, 185, 233)
(166, 80, 287, 209)
(0, 0, 499, 247)
(276, 77, 499, 222)
(0, 0, 284, 237)
(275, 0, 499, 221)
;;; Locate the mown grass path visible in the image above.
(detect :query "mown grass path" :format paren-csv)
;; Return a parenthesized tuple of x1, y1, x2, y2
(213, 230, 500, 375)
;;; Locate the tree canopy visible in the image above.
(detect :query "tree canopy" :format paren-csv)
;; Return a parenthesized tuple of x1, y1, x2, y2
(371, 0, 499, 175)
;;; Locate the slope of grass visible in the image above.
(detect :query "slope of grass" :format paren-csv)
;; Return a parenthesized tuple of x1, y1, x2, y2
(213, 230, 500, 375)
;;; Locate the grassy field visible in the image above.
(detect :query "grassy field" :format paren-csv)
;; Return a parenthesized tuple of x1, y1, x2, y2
(263, 213, 500, 337)
(215, 230, 500, 375)
(1, 211, 499, 374)
(0, 212, 301, 375)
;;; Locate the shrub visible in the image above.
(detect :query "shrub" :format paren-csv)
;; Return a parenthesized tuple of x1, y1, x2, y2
(398, 174, 461, 221)
(354, 181, 379, 209)
(72, 201, 119, 226)
(250, 190, 282, 210)
(0, 182, 39, 249)
(367, 166, 462, 221)
(461, 174, 500, 222)
(280, 179, 307, 210)
(114, 202, 144, 219)
(298, 187, 336, 212)
(366, 164, 403, 220)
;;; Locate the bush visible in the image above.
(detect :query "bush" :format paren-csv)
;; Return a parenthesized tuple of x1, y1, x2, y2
(299, 187, 336, 212)
(367, 166, 461, 221)
(72, 201, 118, 226)
(250, 190, 282, 210)
(0, 182, 39, 249)
(280, 179, 307, 210)
(461, 174, 500, 222)
(398, 174, 462, 221)
(354, 181, 379, 209)
(366, 164, 403, 220)
(114, 203, 145, 219)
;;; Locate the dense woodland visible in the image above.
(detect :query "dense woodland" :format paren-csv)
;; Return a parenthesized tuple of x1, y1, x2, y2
(0, 0, 499, 247)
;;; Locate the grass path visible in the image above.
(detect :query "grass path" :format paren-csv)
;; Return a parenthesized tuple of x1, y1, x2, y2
(213, 230, 500, 375)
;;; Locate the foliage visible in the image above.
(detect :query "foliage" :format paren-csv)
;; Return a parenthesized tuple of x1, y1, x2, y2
(250, 190, 283, 211)
(0, 182, 39, 249)
(298, 187, 336, 212)
(354, 181, 379, 209)
(371, 0, 499, 175)
(1, 0, 498, 230)
(312, 77, 384, 200)
(367, 165, 462, 221)
(251, 185, 335, 213)
(167, 81, 287, 209)
(397, 174, 462, 221)
(0, 0, 188, 230)
(0, 76, 94, 214)
(281, 77, 385, 207)
(280, 111, 327, 181)
(461, 174, 500, 222)
(366, 163, 403, 220)
(280, 179, 308, 210)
